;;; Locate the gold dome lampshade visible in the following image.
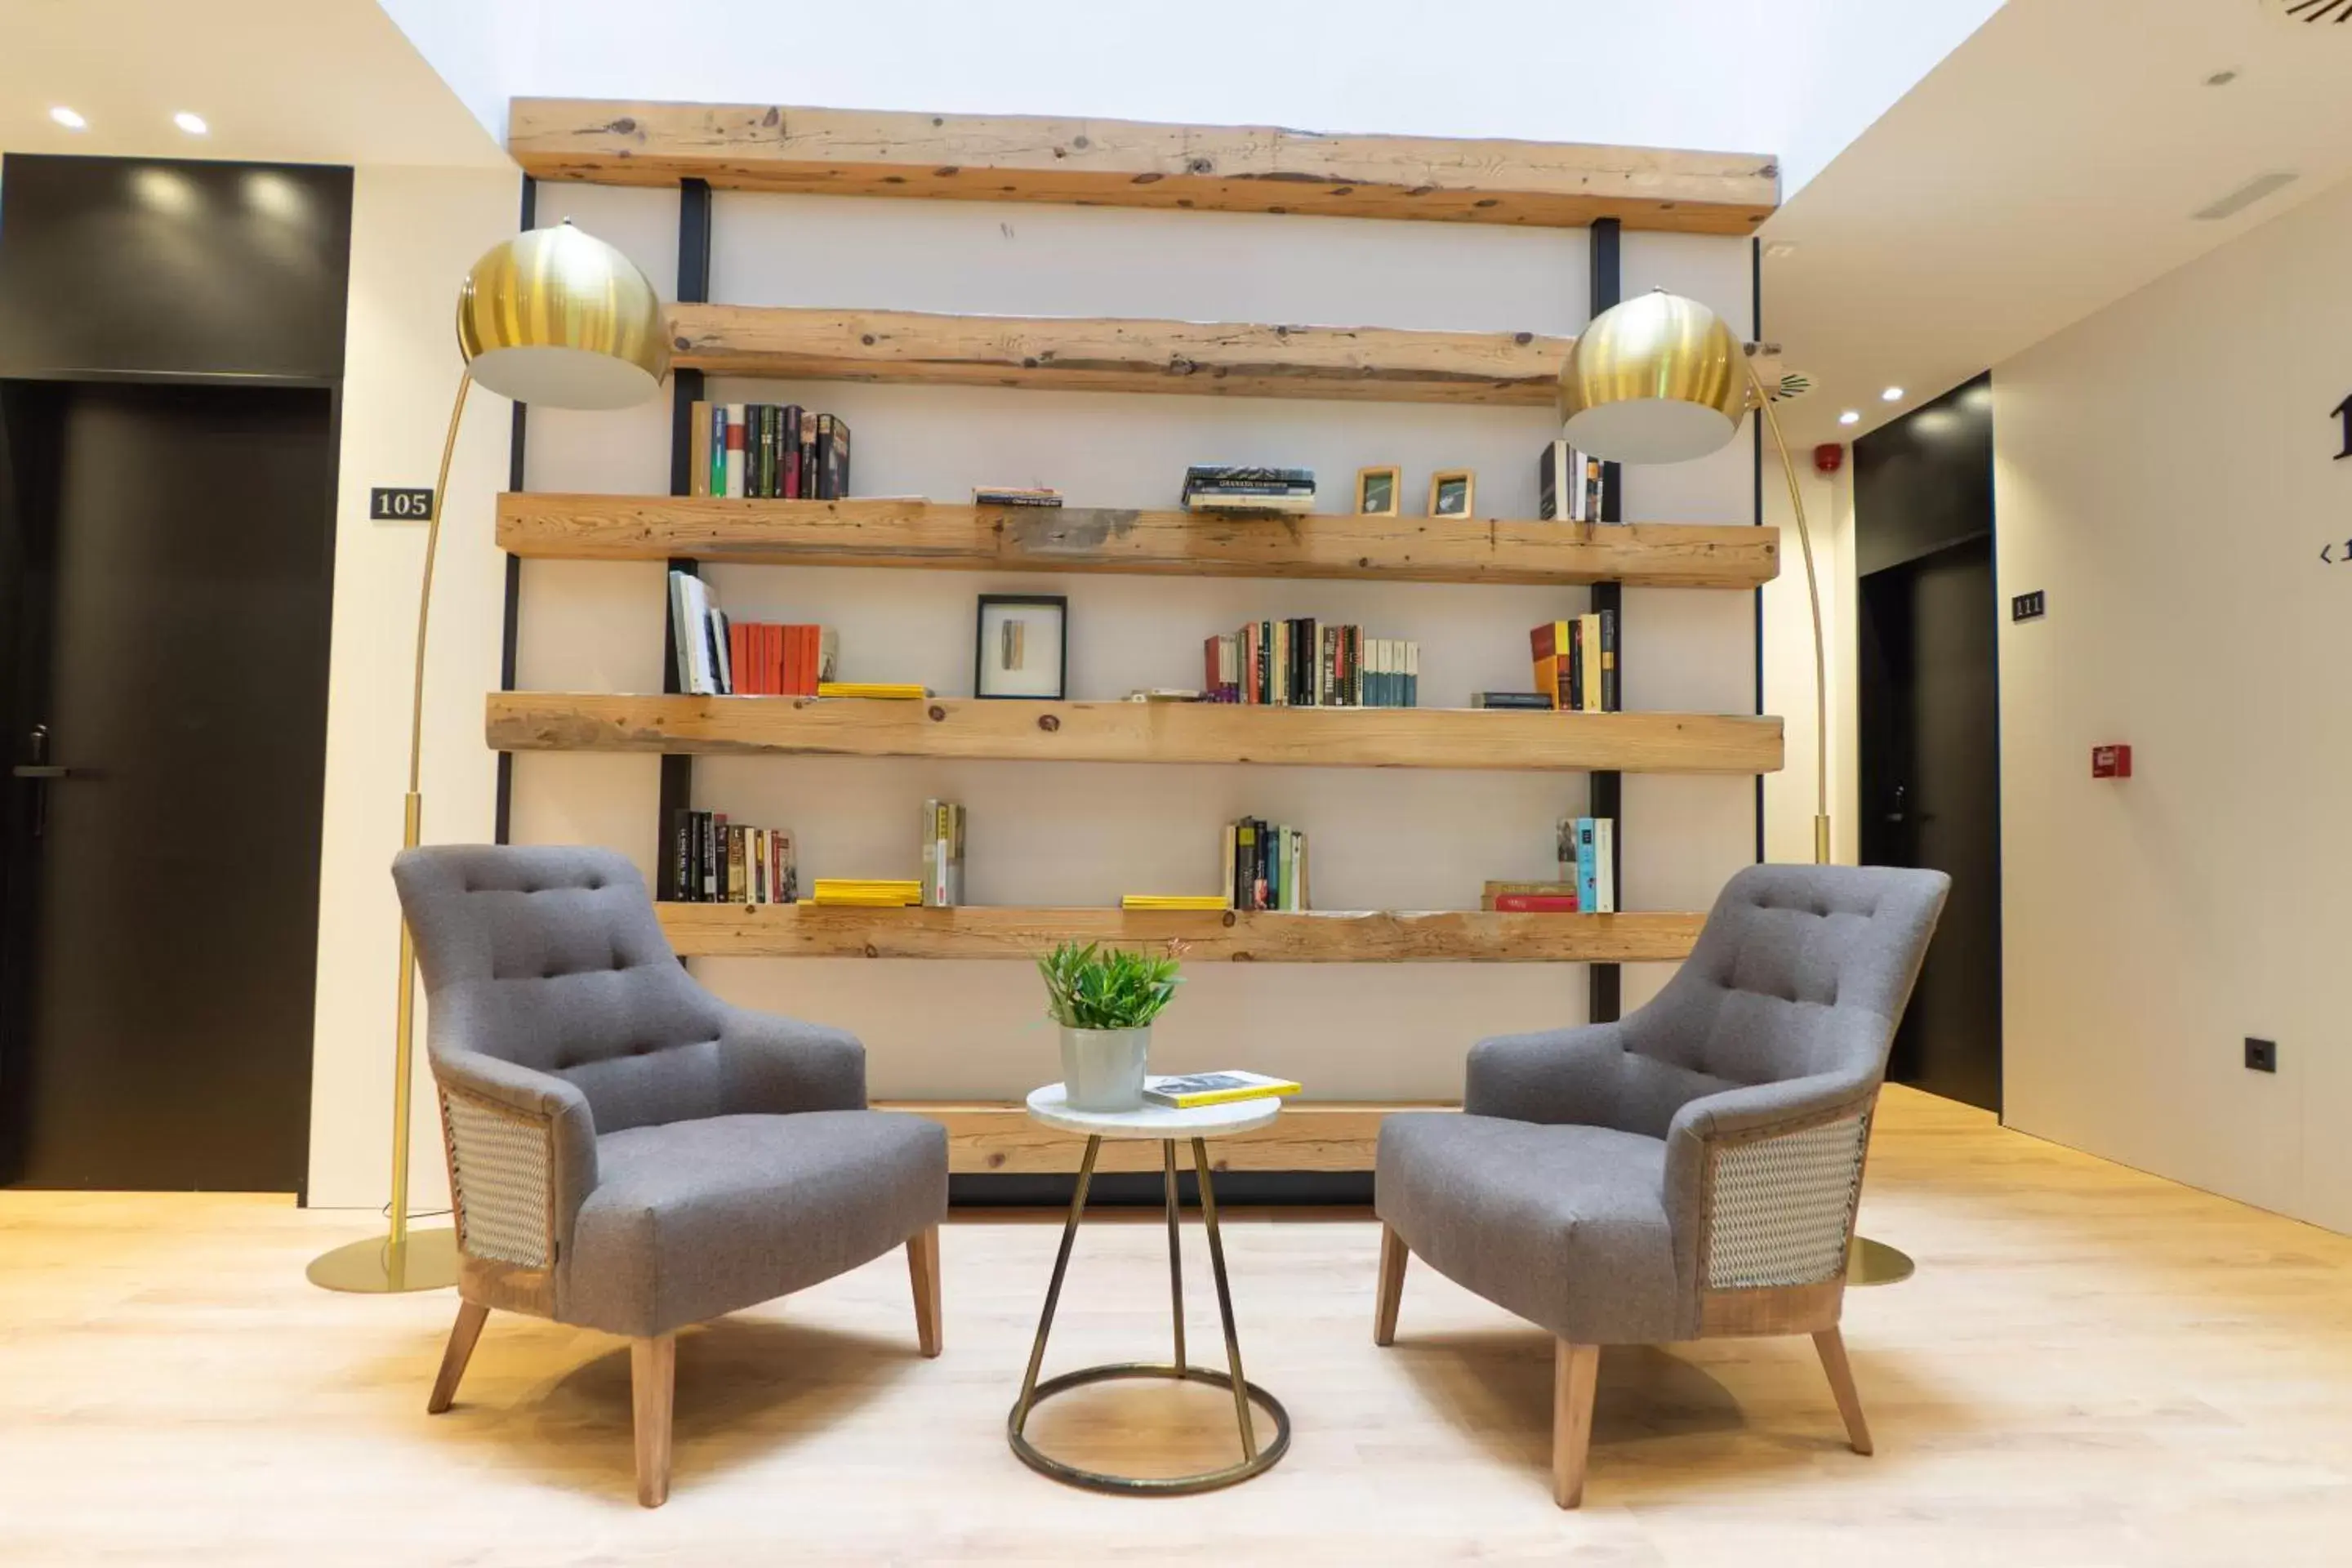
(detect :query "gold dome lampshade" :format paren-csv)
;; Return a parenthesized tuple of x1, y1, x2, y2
(455, 220, 667, 409)
(1557, 288, 1748, 464)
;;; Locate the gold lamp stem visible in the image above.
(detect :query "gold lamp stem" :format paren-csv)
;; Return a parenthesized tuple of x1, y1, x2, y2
(388, 370, 473, 1247)
(1745, 359, 1832, 866)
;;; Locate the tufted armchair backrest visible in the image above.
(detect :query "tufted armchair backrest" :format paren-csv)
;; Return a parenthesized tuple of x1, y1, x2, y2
(1628, 863, 1949, 1103)
(393, 844, 733, 1133)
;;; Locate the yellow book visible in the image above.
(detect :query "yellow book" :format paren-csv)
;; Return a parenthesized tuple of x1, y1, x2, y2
(1121, 894, 1231, 911)
(809, 878, 924, 907)
(817, 682, 931, 700)
(805, 893, 923, 907)
(1140, 1071, 1303, 1110)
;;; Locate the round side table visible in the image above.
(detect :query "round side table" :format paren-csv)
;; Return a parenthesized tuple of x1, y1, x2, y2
(1006, 1082, 1293, 1494)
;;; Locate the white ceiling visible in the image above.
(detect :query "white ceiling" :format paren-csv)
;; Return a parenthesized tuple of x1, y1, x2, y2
(1764, 0, 2352, 445)
(0, 0, 505, 168)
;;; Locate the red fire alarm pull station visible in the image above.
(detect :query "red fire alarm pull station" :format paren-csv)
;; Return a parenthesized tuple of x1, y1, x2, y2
(2091, 744, 2132, 779)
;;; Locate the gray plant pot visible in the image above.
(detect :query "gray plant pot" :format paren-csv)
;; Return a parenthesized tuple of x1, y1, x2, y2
(1058, 1025, 1152, 1111)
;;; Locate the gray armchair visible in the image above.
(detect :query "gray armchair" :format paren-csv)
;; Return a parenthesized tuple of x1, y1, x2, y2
(1374, 863, 1948, 1508)
(391, 845, 948, 1507)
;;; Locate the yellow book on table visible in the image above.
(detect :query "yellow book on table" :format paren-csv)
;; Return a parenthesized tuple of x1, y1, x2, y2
(1121, 894, 1231, 911)
(1140, 1071, 1303, 1109)
(817, 682, 931, 700)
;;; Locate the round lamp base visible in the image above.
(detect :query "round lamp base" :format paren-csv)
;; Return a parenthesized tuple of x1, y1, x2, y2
(307, 1227, 459, 1294)
(1846, 1236, 1916, 1287)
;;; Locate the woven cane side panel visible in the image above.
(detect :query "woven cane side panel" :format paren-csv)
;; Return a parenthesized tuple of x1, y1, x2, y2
(442, 1092, 553, 1268)
(1704, 1113, 1868, 1290)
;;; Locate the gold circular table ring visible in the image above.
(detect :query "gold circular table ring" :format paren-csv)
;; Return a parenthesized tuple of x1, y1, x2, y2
(1007, 1361, 1292, 1494)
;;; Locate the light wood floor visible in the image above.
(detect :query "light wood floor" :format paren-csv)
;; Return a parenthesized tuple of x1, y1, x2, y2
(7, 1086, 2352, 1565)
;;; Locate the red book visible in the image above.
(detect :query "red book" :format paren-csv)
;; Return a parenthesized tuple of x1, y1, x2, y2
(1493, 893, 1581, 912)
(782, 624, 802, 697)
(768, 625, 785, 696)
(728, 621, 751, 695)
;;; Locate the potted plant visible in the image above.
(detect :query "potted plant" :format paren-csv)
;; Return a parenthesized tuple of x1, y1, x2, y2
(1037, 941, 1181, 1111)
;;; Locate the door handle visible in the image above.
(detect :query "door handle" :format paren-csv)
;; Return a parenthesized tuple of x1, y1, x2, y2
(11, 764, 75, 779)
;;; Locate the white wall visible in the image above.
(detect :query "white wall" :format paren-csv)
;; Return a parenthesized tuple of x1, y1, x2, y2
(308, 163, 520, 1209)
(505, 185, 1761, 1111)
(1993, 172, 2352, 1232)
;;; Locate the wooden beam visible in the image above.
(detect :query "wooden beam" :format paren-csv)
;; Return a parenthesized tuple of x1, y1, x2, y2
(510, 100, 1778, 235)
(666, 303, 1567, 405)
(884, 1100, 1445, 1174)
(497, 493, 1780, 590)
(486, 693, 1786, 775)
(658, 903, 1705, 963)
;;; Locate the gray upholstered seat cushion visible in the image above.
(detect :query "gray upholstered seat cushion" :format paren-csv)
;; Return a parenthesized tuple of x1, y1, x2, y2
(1375, 1112, 1680, 1347)
(564, 1110, 949, 1338)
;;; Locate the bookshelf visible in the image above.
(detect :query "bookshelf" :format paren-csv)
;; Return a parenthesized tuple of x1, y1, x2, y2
(497, 109, 1780, 1184)
(497, 493, 1781, 590)
(666, 302, 1568, 404)
(488, 693, 1784, 773)
(508, 100, 1779, 234)
(657, 904, 1706, 963)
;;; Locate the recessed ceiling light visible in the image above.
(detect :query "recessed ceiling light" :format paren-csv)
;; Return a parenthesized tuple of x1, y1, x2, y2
(2204, 68, 2239, 87)
(1763, 241, 1798, 260)
(1881, 386, 1904, 402)
(49, 105, 85, 130)
(173, 111, 208, 136)
(1838, 410, 1860, 426)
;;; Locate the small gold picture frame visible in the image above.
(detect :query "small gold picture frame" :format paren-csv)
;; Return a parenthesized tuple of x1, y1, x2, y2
(1429, 469, 1475, 518)
(1356, 466, 1401, 517)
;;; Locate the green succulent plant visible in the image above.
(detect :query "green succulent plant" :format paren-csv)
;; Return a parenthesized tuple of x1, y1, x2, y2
(1036, 941, 1182, 1031)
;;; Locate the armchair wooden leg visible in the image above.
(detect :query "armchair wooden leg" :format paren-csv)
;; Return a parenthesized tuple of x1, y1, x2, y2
(1813, 1326, 1873, 1455)
(1373, 1224, 1408, 1347)
(1552, 1340, 1601, 1509)
(907, 1224, 942, 1358)
(425, 1301, 489, 1415)
(631, 1333, 676, 1508)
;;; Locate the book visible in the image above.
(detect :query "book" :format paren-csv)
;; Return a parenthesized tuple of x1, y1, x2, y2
(1141, 1071, 1303, 1109)
(798, 408, 818, 501)
(1185, 492, 1314, 515)
(817, 682, 929, 699)
(1473, 692, 1552, 709)
(1579, 611, 1603, 713)
(1494, 893, 1582, 912)
(810, 878, 923, 907)
(1597, 608, 1619, 711)
(974, 487, 1063, 506)
(689, 399, 712, 498)
(920, 800, 966, 907)
(1126, 688, 1205, 702)
(1183, 464, 1313, 490)
(1481, 879, 1579, 911)
(1531, 620, 1571, 710)
(723, 404, 746, 498)
(821, 413, 850, 499)
(1122, 893, 1229, 911)
(1592, 817, 1615, 913)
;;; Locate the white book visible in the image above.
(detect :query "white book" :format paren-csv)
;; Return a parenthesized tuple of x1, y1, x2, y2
(673, 575, 720, 694)
(921, 799, 941, 907)
(666, 570, 696, 692)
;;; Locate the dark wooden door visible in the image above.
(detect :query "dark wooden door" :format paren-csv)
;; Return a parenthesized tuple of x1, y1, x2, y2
(1, 381, 334, 1189)
(1858, 536, 2002, 1111)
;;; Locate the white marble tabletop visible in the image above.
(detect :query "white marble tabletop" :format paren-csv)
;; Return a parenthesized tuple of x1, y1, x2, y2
(1024, 1080, 1284, 1140)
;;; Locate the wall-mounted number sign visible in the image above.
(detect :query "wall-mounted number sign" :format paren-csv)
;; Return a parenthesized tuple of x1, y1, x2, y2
(369, 487, 435, 520)
(2334, 392, 2351, 461)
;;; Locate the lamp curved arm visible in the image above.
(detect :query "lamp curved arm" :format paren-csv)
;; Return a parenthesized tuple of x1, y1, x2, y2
(1742, 357, 1832, 866)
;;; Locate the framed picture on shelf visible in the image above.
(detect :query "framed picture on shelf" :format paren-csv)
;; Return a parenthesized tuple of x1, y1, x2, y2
(1356, 466, 1401, 517)
(1429, 469, 1475, 518)
(975, 594, 1069, 699)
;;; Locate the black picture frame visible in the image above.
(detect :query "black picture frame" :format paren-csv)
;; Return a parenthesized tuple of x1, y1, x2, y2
(974, 593, 1069, 699)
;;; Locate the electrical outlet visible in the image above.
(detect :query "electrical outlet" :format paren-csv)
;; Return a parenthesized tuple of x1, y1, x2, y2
(2245, 1037, 2278, 1074)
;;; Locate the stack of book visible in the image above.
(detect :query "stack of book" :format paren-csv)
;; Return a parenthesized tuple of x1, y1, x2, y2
(920, 800, 967, 907)
(669, 811, 795, 905)
(1121, 893, 1229, 911)
(668, 572, 840, 697)
(1142, 1071, 1302, 1109)
(1182, 465, 1315, 514)
(1472, 691, 1553, 710)
(689, 402, 851, 501)
(1557, 816, 1618, 913)
(1530, 614, 1619, 711)
(817, 682, 929, 700)
(1223, 818, 1308, 911)
(974, 486, 1062, 507)
(1205, 621, 1418, 707)
(1481, 880, 1579, 912)
(811, 879, 923, 907)
(1537, 438, 1606, 523)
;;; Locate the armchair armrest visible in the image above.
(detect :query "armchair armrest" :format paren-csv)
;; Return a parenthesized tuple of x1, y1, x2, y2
(432, 1048, 599, 1273)
(717, 1009, 867, 1116)
(1466, 1022, 1716, 1138)
(1663, 1067, 1880, 1301)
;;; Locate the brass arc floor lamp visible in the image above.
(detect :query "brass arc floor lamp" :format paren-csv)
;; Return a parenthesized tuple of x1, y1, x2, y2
(308, 222, 668, 1294)
(1557, 288, 1912, 1287)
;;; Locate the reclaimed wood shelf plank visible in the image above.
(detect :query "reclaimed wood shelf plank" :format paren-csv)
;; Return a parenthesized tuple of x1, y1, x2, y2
(666, 302, 1570, 405)
(486, 693, 1785, 775)
(497, 493, 1780, 590)
(510, 100, 1778, 235)
(657, 902, 1705, 963)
